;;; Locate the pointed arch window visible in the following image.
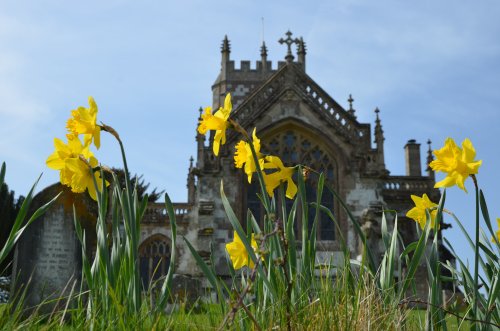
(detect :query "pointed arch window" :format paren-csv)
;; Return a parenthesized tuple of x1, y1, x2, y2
(139, 235, 171, 290)
(246, 130, 337, 241)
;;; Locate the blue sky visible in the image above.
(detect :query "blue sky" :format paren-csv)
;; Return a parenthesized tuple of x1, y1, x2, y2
(1, 0, 499, 266)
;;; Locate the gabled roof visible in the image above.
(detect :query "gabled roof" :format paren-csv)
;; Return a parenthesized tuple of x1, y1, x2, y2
(228, 63, 371, 146)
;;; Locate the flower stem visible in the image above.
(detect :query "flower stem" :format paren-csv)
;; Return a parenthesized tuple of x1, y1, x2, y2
(101, 122, 140, 312)
(230, 120, 272, 213)
(472, 174, 480, 329)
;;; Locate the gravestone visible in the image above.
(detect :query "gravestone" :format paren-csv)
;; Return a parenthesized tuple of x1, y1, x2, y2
(10, 183, 97, 313)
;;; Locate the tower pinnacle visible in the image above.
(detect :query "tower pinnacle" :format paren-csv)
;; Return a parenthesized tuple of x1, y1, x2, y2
(374, 108, 383, 142)
(196, 107, 205, 169)
(374, 107, 386, 171)
(426, 139, 435, 180)
(260, 41, 268, 57)
(221, 35, 230, 53)
(260, 41, 268, 71)
(297, 37, 306, 70)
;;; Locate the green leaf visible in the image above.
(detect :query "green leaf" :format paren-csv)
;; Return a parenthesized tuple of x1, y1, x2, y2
(384, 215, 398, 291)
(220, 180, 274, 296)
(324, 182, 377, 275)
(480, 190, 500, 249)
(486, 273, 499, 319)
(286, 197, 298, 278)
(73, 206, 94, 291)
(478, 241, 499, 264)
(220, 181, 258, 267)
(314, 203, 346, 249)
(157, 193, 178, 310)
(308, 172, 324, 270)
(247, 209, 261, 234)
(183, 236, 220, 293)
(0, 174, 60, 265)
(381, 212, 390, 251)
(400, 242, 418, 260)
(398, 214, 430, 301)
(297, 166, 310, 282)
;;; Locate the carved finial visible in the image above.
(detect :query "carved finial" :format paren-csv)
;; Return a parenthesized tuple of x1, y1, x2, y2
(347, 94, 356, 117)
(279, 30, 300, 63)
(260, 41, 268, 58)
(189, 156, 194, 169)
(374, 107, 380, 122)
(348, 94, 354, 110)
(221, 35, 230, 53)
(198, 107, 203, 119)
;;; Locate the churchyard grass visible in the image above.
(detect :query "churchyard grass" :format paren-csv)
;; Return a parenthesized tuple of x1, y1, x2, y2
(1, 95, 499, 329)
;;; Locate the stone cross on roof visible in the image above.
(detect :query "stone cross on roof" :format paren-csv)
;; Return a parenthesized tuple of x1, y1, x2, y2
(279, 30, 300, 63)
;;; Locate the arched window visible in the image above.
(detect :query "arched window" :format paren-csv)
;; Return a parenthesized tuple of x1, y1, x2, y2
(246, 129, 337, 241)
(139, 235, 171, 290)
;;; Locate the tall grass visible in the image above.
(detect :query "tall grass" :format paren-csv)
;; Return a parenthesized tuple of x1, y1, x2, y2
(1, 94, 499, 330)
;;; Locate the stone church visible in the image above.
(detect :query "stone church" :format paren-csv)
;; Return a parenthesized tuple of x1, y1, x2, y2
(12, 32, 444, 305)
(139, 31, 441, 291)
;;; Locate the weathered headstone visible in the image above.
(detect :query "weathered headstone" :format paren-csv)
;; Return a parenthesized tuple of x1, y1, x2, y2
(10, 183, 97, 313)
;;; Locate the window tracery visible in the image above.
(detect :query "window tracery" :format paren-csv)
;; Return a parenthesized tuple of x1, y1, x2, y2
(246, 130, 337, 240)
(139, 235, 170, 290)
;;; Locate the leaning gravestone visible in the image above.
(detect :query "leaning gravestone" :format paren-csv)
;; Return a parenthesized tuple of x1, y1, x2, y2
(10, 183, 97, 314)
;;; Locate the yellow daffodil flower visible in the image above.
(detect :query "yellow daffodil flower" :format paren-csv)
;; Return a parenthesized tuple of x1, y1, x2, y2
(429, 138, 482, 192)
(262, 155, 297, 199)
(46, 137, 94, 187)
(197, 93, 232, 156)
(65, 156, 108, 201)
(234, 128, 265, 183)
(66, 96, 101, 149)
(406, 194, 438, 229)
(46, 136, 107, 200)
(225, 231, 259, 270)
(493, 218, 500, 243)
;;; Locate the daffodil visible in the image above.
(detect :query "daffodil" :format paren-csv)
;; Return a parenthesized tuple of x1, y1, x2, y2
(46, 137, 93, 187)
(225, 231, 259, 270)
(429, 138, 482, 192)
(406, 194, 438, 229)
(46, 136, 107, 200)
(66, 96, 101, 149)
(197, 93, 232, 156)
(493, 218, 500, 243)
(262, 155, 297, 199)
(234, 128, 265, 183)
(65, 156, 108, 201)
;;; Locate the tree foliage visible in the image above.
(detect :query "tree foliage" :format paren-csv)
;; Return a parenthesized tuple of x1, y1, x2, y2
(110, 168, 164, 202)
(0, 182, 23, 275)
